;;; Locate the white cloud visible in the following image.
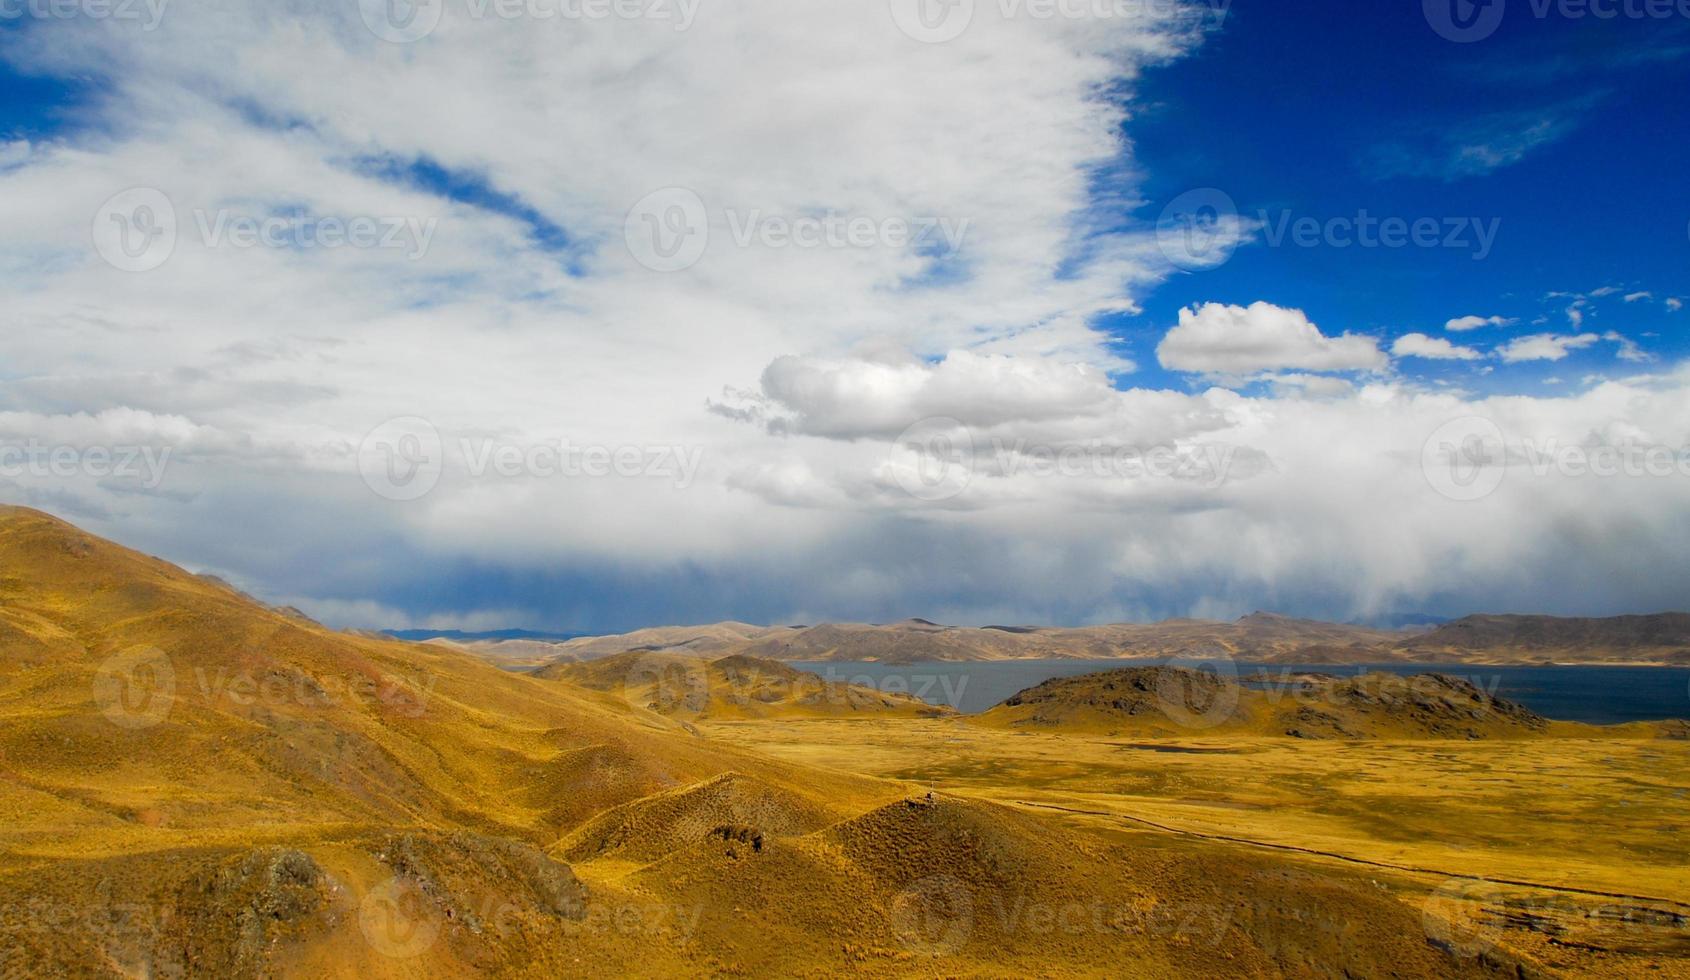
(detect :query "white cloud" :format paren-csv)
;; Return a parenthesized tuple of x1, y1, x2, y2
(1624, 291, 1652, 303)
(1445, 314, 1513, 332)
(1669, 298, 1684, 312)
(1156, 302, 1387, 379)
(737, 349, 1122, 439)
(3, 3, 1690, 630)
(0, 141, 30, 170)
(1602, 332, 1650, 363)
(1498, 333, 1601, 363)
(1391, 333, 1482, 361)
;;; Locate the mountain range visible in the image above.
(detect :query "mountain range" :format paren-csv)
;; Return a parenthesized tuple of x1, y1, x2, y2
(442, 611, 1690, 669)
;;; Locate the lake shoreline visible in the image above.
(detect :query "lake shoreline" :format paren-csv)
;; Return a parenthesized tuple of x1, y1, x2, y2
(788, 659, 1690, 724)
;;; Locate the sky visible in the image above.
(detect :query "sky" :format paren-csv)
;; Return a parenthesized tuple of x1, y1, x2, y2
(1, 0, 1687, 632)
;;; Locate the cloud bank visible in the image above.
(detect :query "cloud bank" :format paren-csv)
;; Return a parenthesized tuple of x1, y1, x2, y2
(1, 2, 1688, 629)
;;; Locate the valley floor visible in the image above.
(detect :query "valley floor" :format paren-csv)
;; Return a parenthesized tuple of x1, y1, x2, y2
(703, 715, 1690, 975)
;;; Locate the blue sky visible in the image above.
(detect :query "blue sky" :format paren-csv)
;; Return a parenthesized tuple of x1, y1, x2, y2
(1124, 1, 1689, 391)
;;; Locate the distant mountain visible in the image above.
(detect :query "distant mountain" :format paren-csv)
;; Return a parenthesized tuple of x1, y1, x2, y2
(504, 614, 1404, 667)
(549, 621, 791, 659)
(1396, 613, 1690, 664)
(383, 627, 589, 642)
(1354, 612, 1452, 630)
(498, 611, 1690, 668)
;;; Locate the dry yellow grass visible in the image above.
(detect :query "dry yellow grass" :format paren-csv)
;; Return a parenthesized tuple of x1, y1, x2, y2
(705, 714, 1690, 976)
(538, 650, 953, 722)
(2, 506, 1684, 977)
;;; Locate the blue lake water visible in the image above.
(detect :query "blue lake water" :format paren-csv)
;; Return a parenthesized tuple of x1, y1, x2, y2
(788, 660, 1690, 724)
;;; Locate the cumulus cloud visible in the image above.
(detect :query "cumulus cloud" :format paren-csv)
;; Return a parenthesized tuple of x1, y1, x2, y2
(1444, 314, 1513, 332)
(1392, 333, 1482, 361)
(1625, 291, 1652, 303)
(1156, 302, 1387, 379)
(1498, 333, 1601, 363)
(716, 349, 1237, 450)
(747, 350, 1119, 439)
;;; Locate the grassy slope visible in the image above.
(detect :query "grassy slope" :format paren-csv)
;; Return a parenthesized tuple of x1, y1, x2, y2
(538, 650, 953, 721)
(0, 507, 1607, 977)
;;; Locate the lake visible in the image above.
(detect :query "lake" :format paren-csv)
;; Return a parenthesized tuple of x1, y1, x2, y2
(787, 659, 1690, 724)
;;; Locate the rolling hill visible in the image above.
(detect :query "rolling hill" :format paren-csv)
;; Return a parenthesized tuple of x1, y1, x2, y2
(0, 506, 1624, 976)
(536, 650, 952, 721)
(1395, 613, 1690, 664)
(972, 665, 1594, 739)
